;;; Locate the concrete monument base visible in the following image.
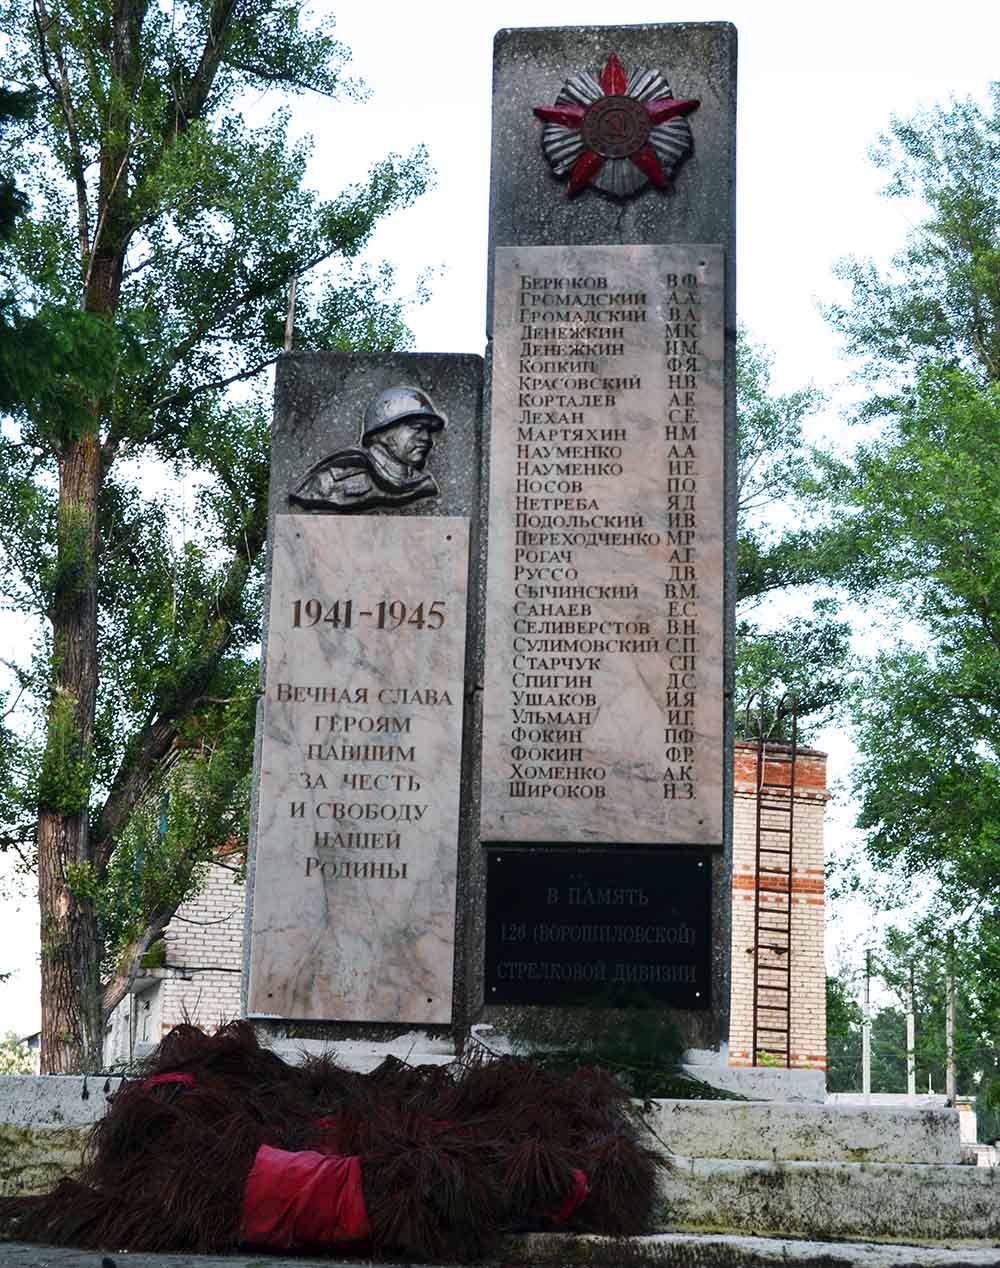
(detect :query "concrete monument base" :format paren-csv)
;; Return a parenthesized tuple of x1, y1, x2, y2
(263, 1031, 457, 1072)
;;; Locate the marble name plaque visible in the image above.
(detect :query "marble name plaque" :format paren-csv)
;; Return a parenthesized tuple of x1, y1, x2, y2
(484, 848, 712, 1008)
(481, 244, 724, 845)
(246, 514, 470, 1024)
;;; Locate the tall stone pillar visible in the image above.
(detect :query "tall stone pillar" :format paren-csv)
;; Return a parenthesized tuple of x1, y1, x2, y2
(475, 24, 737, 1053)
(243, 353, 484, 1045)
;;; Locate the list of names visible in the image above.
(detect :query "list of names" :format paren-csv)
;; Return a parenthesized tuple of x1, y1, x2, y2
(481, 244, 724, 844)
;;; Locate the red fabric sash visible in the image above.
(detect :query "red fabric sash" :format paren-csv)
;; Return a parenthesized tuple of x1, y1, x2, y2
(240, 1144, 370, 1249)
(554, 1168, 590, 1223)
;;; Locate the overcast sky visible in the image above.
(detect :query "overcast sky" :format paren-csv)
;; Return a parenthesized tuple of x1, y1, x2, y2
(3, 0, 999, 1038)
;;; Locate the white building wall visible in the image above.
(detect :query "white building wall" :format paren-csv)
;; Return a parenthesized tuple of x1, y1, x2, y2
(158, 861, 244, 1037)
(103, 859, 243, 1066)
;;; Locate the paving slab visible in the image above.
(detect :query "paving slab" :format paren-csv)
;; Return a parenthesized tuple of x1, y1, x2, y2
(513, 1232, 1000, 1266)
(4, 1235, 1000, 1268)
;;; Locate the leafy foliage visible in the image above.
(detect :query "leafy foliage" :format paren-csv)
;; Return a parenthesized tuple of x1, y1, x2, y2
(99, 679, 253, 974)
(734, 330, 852, 737)
(0, 1030, 34, 1074)
(878, 930, 998, 1119)
(828, 936, 1000, 1140)
(735, 332, 822, 532)
(825, 971, 863, 1093)
(827, 86, 1000, 396)
(817, 91, 1000, 1108)
(818, 107, 1000, 920)
(0, 87, 35, 237)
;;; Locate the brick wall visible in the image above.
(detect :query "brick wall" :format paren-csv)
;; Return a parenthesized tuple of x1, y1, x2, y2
(729, 741, 827, 1070)
(158, 860, 244, 1036)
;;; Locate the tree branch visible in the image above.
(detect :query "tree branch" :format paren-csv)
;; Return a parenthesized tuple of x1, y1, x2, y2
(83, 130, 148, 298)
(33, 0, 90, 267)
(102, 353, 278, 468)
(172, 911, 237, 926)
(169, 0, 238, 134)
(0, 832, 35, 870)
(223, 60, 342, 98)
(0, 656, 34, 693)
(121, 252, 153, 278)
(117, 212, 353, 455)
(209, 858, 243, 874)
(972, 594, 1000, 657)
(92, 516, 266, 876)
(1, 682, 28, 721)
(145, 355, 279, 418)
(101, 904, 175, 1017)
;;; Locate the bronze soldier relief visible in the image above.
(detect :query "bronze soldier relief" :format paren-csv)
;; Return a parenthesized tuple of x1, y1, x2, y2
(290, 386, 446, 512)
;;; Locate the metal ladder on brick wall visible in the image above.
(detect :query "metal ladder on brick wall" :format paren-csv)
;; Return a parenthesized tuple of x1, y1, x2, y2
(748, 693, 798, 1069)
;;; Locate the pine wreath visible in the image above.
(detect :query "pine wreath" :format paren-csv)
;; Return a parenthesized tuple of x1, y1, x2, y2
(0, 1020, 666, 1260)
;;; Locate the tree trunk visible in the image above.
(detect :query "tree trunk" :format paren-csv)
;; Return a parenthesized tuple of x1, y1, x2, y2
(37, 831, 103, 1071)
(38, 428, 103, 1073)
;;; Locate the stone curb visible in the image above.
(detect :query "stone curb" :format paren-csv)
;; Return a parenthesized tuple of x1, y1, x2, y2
(0, 1078, 126, 1129)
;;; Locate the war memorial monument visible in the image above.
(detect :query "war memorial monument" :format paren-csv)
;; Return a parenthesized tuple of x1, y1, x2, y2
(244, 21, 736, 1055)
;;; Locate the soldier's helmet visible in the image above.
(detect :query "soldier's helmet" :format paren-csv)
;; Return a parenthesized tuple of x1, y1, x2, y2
(361, 386, 447, 445)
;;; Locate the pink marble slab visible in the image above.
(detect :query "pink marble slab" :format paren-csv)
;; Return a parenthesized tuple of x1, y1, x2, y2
(247, 514, 470, 1022)
(481, 244, 724, 845)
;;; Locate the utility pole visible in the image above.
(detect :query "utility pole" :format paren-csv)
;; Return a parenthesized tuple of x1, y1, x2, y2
(283, 275, 298, 352)
(863, 949, 872, 1102)
(946, 964, 957, 1104)
(906, 964, 916, 1099)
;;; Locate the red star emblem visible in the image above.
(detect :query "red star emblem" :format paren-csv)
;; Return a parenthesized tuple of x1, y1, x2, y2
(533, 54, 700, 198)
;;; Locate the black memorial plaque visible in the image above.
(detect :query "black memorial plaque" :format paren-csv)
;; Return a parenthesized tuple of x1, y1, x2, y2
(485, 848, 711, 1008)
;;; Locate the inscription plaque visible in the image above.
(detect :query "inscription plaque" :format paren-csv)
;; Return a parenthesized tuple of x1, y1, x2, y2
(485, 849, 711, 1008)
(481, 243, 724, 844)
(246, 514, 470, 1023)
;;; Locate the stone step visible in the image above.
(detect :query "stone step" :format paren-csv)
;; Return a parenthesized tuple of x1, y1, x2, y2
(646, 1099, 963, 1164)
(658, 1157, 1000, 1243)
(682, 1061, 826, 1102)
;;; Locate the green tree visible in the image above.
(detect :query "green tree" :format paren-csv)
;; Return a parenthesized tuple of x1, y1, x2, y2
(0, 0, 429, 1072)
(819, 90, 1000, 993)
(828, 934, 999, 1123)
(0, 1030, 35, 1075)
(825, 971, 863, 1093)
(734, 329, 852, 737)
(1, 81, 40, 412)
(876, 925, 1000, 1130)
